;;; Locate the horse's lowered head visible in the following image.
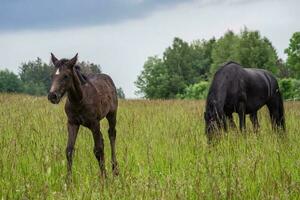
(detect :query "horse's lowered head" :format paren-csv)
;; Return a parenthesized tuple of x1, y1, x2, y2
(204, 100, 223, 135)
(48, 53, 78, 104)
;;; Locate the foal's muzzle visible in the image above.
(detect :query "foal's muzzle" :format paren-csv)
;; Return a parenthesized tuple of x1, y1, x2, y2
(48, 92, 61, 104)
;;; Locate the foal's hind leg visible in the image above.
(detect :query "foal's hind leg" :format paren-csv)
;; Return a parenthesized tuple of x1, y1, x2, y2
(250, 112, 259, 132)
(106, 111, 119, 176)
(89, 121, 106, 177)
(66, 122, 79, 177)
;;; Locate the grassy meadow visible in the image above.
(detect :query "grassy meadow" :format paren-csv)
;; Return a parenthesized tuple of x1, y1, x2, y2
(0, 94, 300, 199)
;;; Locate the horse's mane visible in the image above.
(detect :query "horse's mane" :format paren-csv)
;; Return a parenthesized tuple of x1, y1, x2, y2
(219, 61, 241, 69)
(205, 90, 217, 115)
(205, 62, 240, 118)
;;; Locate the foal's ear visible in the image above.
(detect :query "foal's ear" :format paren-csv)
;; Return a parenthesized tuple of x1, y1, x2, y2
(51, 53, 59, 65)
(68, 53, 78, 67)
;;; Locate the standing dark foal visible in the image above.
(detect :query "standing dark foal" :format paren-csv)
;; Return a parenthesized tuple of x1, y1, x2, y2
(48, 53, 119, 177)
(204, 61, 285, 141)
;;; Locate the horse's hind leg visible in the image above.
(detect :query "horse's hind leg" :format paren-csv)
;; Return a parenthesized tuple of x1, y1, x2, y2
(238, 102, 246, 132)
(221, 115, 227, 132)
(267, 92, 285, 131)
(226, 113, 236, 129)
(89, 121, 106, 177)
(106, 111, 119, 176)
(250, 112, 259, 132)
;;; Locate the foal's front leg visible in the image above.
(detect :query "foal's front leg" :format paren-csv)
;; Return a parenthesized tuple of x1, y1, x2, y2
(89, 121, 106, 177)
(66, 122, 79, 176)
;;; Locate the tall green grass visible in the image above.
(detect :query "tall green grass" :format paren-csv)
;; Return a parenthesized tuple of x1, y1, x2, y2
(0, 94, 300, 199)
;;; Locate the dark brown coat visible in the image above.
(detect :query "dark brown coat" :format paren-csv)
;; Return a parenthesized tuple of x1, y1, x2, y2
(48, 53, 119, 177)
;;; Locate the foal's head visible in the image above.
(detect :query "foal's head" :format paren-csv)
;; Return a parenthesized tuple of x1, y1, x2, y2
(48, 53, 78, 104)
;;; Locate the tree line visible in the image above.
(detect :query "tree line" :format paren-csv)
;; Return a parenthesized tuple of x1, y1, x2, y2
(0, 58, 125, 98)
(135, 28, 300, 100)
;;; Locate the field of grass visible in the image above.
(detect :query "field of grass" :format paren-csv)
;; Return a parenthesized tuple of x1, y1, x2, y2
(0, 94, 300, 199)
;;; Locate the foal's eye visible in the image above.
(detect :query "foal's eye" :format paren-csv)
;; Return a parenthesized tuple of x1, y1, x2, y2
(63, 75, 69, 80)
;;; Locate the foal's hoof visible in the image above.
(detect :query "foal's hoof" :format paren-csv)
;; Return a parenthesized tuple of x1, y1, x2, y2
(100, 170, 107, 179)
(113, 167, 120, 176)
(65, 173, 73, 185)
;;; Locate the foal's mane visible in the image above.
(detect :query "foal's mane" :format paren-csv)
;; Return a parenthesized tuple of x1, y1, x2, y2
(74, 65, 99, 93)
(74, 65, 87, 85)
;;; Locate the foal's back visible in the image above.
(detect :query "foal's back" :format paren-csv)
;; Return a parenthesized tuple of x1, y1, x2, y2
(80, 73, 118, 118)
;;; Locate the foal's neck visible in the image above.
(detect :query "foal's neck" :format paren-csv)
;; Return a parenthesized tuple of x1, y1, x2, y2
(67, 68, 84, 104)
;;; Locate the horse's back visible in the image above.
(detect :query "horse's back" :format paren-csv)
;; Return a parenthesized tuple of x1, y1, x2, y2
(243, 68, 279, 95)
(210, 62, 245, 94)
(211, 62, 280, 113)
(216, 62, 278, 95)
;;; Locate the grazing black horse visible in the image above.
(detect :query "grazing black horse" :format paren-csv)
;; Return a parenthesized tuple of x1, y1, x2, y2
(204, 61, 285, 140)
(48, 53, 119, 177)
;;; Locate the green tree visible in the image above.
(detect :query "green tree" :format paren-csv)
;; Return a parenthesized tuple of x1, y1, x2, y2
(162, 37, 215, 98)
(279, 78, 300, 100)
(190, 38, 216, 80)
(0, 69, 22, 93)
(19, 58, 52, 95)
(237, 29, 278, 73)
(211, 29, 278, 74)
(285, 32, 300, 78)
(277, 59, 291, 78)
(135, 56, 169, 99)
(163, 37, 193, 98)
(211, 30, 240, 72)
(136, 37, 217, 99)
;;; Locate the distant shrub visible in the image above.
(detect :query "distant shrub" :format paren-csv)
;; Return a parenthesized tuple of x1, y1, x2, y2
(0, 69, 22, 93)
(22, 82, 48, 96)
(117, 87, 125, 99)
(279, 78, 300, 100)
(177, 81, 209, 99)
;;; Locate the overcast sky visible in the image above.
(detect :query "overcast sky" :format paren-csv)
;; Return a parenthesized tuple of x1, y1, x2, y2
(0, 0, 299, 98)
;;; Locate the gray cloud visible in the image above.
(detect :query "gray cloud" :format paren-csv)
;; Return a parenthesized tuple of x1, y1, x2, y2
(0, 0, 191, 32)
